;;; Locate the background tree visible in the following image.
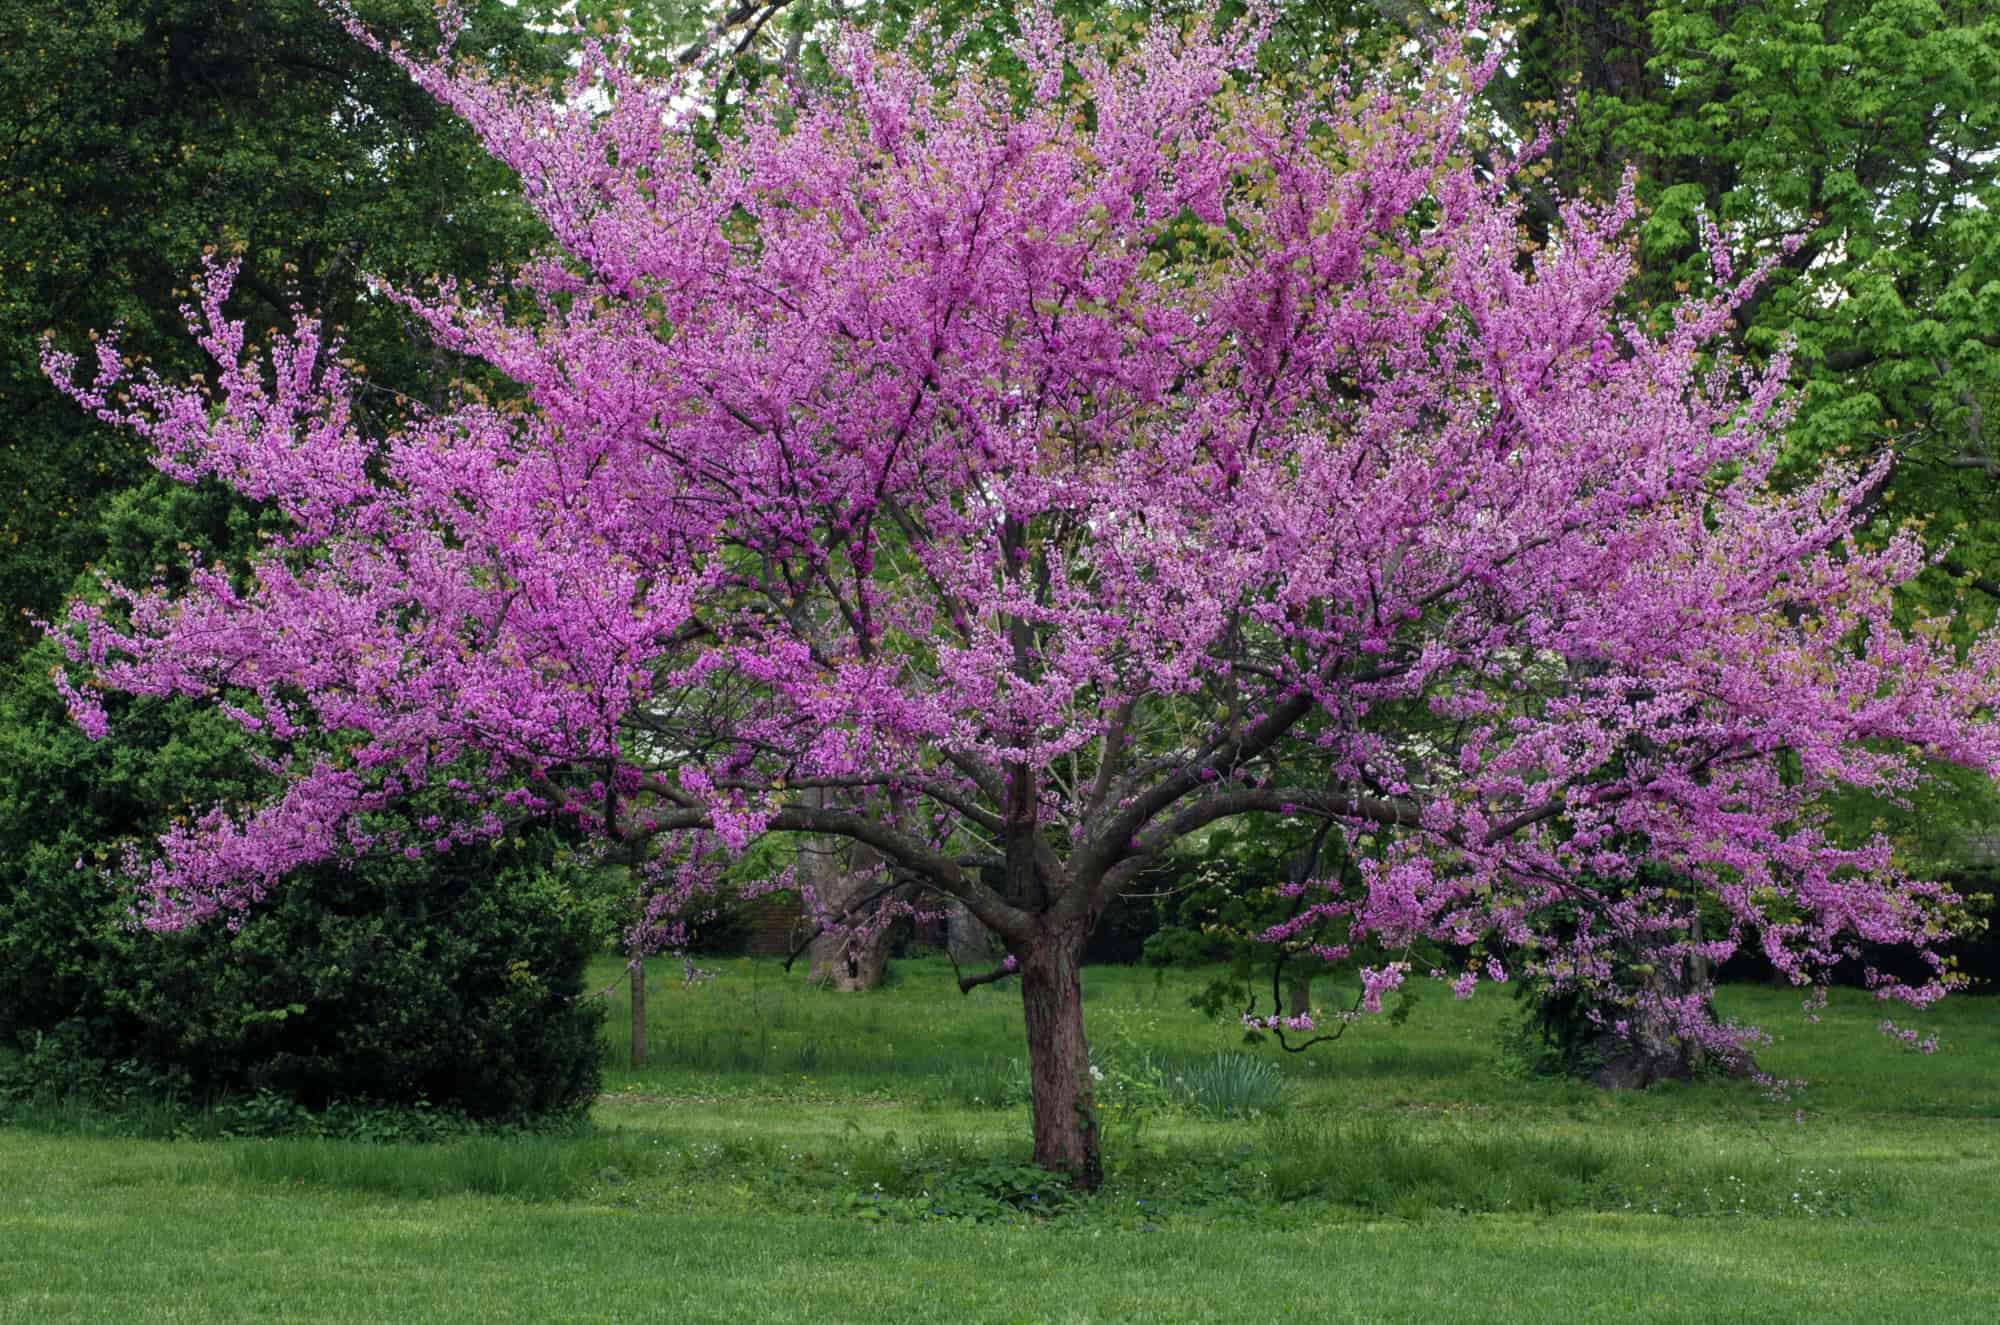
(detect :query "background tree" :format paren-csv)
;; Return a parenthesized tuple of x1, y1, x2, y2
(1294, 1, 2000, 1067)
(1145, 816, 1351, 1025)
(0, 0, 555, 671)
(44, 10, 2000, 1187)
(1312, 1, 2000, 624)
(1505, 1, 2000, 619)
(0, 0, 626, 1116)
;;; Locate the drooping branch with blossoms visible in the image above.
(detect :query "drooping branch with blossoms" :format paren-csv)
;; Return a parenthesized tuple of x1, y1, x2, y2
(44, 5, 2000, 1183)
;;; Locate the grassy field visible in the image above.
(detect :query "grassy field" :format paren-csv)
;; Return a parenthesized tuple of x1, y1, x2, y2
(3, 956, 1996, 1323)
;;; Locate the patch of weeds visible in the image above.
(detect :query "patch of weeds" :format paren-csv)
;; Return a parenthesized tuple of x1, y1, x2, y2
(1249, 1114, 1905, 1221)
(1592, 1161, 1897, 1219)
(1170, 1052, 1289, 1119)
(0, 1036, 585, 1146)
(789, 1040, 826, 1074)
(226, 1129, 657, 1202)
(0, 1025, 192, 1131)
(926, 1057, 1029, 1110)
(910, 1157, 1081, 1222)
(545, 1113, 1913, 1233)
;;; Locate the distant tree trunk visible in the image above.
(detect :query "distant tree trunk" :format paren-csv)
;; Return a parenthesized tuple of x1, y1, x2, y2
(1284, 824, 1329, 1021)
(802, 835, 893, 991)
(1688, 905, 1711, 989)
(1019, 923, 1101, 1189)
(629, 955, 648, 1069)
(1587, 928, 1750, 1091)
(946, 896, 994, 967)
(629, 862, 648, 1068)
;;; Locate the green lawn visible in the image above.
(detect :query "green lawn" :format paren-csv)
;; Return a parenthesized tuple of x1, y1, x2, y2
(3, 958, 1996, 1323)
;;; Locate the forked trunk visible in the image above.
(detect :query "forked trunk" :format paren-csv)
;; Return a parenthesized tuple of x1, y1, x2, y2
(1019, 928, 1102, 1190)
(1589, 937, 1750, 1090)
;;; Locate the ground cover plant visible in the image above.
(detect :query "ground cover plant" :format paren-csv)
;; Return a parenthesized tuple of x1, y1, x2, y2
(2, 958, 1995, 1322)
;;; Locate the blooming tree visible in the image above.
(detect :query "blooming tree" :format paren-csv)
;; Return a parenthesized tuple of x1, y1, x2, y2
(46, 7, 2000, 1184)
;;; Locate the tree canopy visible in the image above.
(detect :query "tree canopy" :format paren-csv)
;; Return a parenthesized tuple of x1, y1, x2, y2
(43, 5, 2000, 1182)
(0, 0, 561, 670)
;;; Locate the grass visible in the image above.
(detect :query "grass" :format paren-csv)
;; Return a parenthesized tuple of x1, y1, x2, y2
(3, 957, 1997, 1322)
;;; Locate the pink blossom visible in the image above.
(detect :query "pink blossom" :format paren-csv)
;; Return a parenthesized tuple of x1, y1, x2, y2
(1359, 963, 1410, 1014)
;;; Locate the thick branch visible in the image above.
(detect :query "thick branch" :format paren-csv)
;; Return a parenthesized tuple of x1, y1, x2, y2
(637, 801, 1032, 937)
(705, 772, 1005, 835)
(1094, 784, 1421, 900)
(1083, 698, 1135, 821)
(1070, 689, 1318, 893)
(956, 960, 1019, 993)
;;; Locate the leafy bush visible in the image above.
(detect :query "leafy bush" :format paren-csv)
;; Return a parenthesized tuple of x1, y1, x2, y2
(126, 849, 604, 1118)
(0, 482, 603, 1120)
(0, 836, 605, 1120)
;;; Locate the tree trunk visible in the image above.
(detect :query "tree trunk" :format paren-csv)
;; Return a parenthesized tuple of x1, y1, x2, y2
(630, 861, 649, 1068)
(1688, 905, 1711, 989)
(805, 923, 891, 990)
(629, 956, 648, 1069)
(1287, 974, 1312, 1018)
(1019, 928, 1102, 1189)
(1588, 1006, 1693, 1090)
(946, 896, 995, 967)
(1587, 940, 1751, 1091)
(801, 836, 892, 991)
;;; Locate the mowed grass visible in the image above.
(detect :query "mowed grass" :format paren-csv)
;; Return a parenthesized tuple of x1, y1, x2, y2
(3, 957, 1997, 1324)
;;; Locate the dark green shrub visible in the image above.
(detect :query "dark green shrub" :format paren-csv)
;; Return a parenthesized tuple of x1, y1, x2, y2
(111, 848, 604, 1119)
(0, 803, 604, 1120)
(0, 482, 602, 1121)
(1081, 888, 1164, 965)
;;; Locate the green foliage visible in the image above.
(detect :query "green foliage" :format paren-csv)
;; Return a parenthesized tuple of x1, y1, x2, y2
(1171, 1050, 1290, 1119)
(0, 477, 603, 1119)
(1497, 978, 1614, 1081)
(0, 836, 607, 1120)
(0, 0, 558, 671)
(1503, 1, 2000, 624)
(1824, 758, 2000, 879)
(122, 850, 603, 1118)
(0, 1050, 589, 1146)
(1141, 814, 1427, 1035)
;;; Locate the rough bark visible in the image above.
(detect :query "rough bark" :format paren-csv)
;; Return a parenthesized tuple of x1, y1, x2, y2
(1587, 1014, 1693, 1090)
(1019, 926, 1102, 1189)
(801, 836, 893, 991)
